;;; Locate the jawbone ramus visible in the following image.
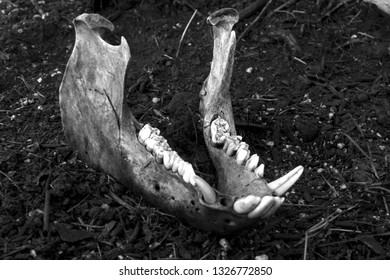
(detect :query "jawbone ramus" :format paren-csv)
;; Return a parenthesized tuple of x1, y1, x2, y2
(59, 8, 304, 234)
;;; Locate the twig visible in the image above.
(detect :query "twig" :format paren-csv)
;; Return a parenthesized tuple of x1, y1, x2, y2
(110, 191, 135, 212)
(43, 166, 53, 232)
(237, 0, 274, 43)
(239, 0, 268, 20)
(176, 9, 198, 58)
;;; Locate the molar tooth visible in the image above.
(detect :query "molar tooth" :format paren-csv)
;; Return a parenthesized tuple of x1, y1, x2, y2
(233, 195, 261, 214)
(138, 124, 153, 145)
(254, 163, 265, 178)
(193, 176, 216, 204)
(223, 136, 233, 152)
(210, 116, 230, 146)
(246, 154, 259, 171)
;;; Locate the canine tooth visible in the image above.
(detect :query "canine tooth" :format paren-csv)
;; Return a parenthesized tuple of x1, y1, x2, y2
(172, 156, 183, 173)
(246, 154, 259, 171)
(193, 176, 216, 204)
(262, 197, 285, 218)
(233, 195, 261, 214)
(268, 165, 304, 196)
(144, 137, 158, 152)
(247, 196, 275, 219)
(254, 163, 265, 178)
(138, 124, 153, 144)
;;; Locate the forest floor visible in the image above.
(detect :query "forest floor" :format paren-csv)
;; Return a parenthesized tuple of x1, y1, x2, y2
(1, 0, 390, 259)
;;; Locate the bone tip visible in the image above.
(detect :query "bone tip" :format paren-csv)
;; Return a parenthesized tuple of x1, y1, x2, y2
(207, 8, 239, 26)
(74, 13, 114, 32)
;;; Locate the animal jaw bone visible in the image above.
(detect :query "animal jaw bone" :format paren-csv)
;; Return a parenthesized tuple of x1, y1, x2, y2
(59, 10, 303, 234)
(200, 8, 303, 203)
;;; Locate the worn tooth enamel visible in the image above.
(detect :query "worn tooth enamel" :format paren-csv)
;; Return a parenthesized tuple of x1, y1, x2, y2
(144, 137, 158, 152)
(247, 196, 275, 219)
(268, 165, 304, 196)
(262, 197, 285, 218)
(246, 154, 259, 171)
(223, 136, 233, 152)
(254, 163, 265, 178)
(168, 151, 178, 170)
(138, 124, 153, 144)
(210, 116, 230, 146)
(182, 162, 195, 184)
(193, 175, 216, 204)
(233, 195, 261, 214)
(172, 155, 183, 173)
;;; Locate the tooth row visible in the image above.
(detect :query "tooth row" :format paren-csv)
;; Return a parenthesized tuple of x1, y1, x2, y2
(138, 124, 216, 204)
(210, 116, 231, 146)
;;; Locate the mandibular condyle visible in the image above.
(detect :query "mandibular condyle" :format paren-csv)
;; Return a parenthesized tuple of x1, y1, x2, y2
(59, 8, 304, 234)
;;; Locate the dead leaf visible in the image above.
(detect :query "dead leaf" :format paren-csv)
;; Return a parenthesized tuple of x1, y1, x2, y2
(54, 223, 93, 243)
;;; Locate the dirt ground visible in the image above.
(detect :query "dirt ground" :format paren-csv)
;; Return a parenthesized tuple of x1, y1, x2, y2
(1, 0, 390, 260)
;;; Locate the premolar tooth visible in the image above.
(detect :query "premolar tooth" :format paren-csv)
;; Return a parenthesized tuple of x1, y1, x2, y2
(138, 124, 153, 145)
(226, 141, 236, 156)
(182, 162, 195, 184)
(236, 146, 249, 165)
(163, 150, 172, 169)
(233, 195, 261, 214)
(153, 145, 165, 164)
(193, 176, 216, 204)
(144, 137, 158, 152)
(236, 142, 249, 165)
(246, 154, 259, 171)
(254, 163, 265, 178)
(178, 160, 187, 176)
(172, 155, 183, 173)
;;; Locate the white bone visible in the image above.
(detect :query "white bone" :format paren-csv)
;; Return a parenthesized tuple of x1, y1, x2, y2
(233, 195, 261, 214)
(246, 154, 259, 171)
(193, 175, 216, 204)
(268, 165, 304, 196)
(254, 163, 265, 178)
(247, 196, 275, 219)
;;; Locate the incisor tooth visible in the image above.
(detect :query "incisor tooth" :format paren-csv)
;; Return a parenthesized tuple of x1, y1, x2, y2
(233, 195, 261, 214)
(254, 163, 265, 178)
(246, 154, 259, 171)
(193, 176, 216, 204)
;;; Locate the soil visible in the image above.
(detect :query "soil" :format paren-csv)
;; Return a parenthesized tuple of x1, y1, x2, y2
(1, 0, 390, 260)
